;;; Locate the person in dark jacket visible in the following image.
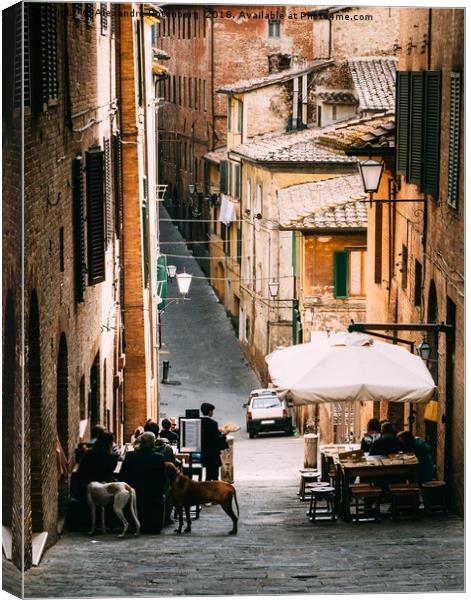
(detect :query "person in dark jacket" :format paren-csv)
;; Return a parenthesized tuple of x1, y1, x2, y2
(160, 418, 179, 445)
(76, 431, 118, 500)
(369, 421, 405, 456)
(200, 402, 227, 481)
(398, 430, 436, 483)
(360, 418, 381, 452)
(120, 431, 166, 533)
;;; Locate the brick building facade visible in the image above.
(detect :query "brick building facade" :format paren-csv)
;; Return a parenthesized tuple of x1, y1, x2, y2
(363, 8, 464, 512)
(156, 5, 315, 267)
(2, 1, 162, 574)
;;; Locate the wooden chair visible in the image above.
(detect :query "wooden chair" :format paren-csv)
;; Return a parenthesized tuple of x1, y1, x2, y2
(389, 483, 421, 520)
(421, 481, 447, 515)
(308, 486, 337, 523)
(349, 483, 382, 522)
(298, 470, 321, 501)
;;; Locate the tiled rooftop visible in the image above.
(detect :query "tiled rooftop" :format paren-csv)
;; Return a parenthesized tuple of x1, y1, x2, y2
(231, 127, 357, 164)
(204, 146, 227, 164)
(348, 57, 397, 112)
(218, 59, 333, 95)
(277, 175, 367, 230)
(317, 90, 358, 105)
(317, 112, 395, 151)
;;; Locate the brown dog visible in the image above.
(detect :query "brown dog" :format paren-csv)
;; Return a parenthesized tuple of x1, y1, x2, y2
(165, 462, 239, 535)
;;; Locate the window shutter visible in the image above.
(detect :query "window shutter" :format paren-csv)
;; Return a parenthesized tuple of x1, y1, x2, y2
(408, 72, 424, 185)
(237, 227, 242, 265)
(234, 164, 241, 199)
(113, 133, 123, 236)
(103, 137, 113, 244)
(86, 145, 106, 285)
(374, 203, 382, 284)
(100, 3, 108, 34)
(447, 72, 461, 209)
(422, 71, 441, 198)
(86, 3, 94, 27)
(72, 155, 86, 302)
(40, 4, 58, 107)
(227, 98, 232, 132)
(13, 5, 24, 109)
(395, 71, 410, 175)
(142, 194, 149, 289)
(333, 251, 348, 298)
(220, 160, 228, 194)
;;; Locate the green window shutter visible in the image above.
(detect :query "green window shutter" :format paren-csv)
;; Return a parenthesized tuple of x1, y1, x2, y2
(408, 72, 424, 185)
(334, 251, 348, 298)
(234, 163, 241, 199)
(220, 160, 228, 194)
(292, 302, 303, 346)
(113, 133, 123, 236)
(396, 71, 410, 175)
(157, 255, 167, 310)
(142, 199, 149, 288)
(72, 155, 86, 302)
(86, 145, 106, 285)
(103, 137, 113, 244)
(422, 71, 441, 198)
(447, 72, 461, 209)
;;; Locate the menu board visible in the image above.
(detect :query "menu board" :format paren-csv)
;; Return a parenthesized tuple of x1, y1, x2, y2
(179, 418, 202, 453)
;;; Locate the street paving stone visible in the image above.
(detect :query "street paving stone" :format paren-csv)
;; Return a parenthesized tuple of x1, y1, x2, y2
(7, 208, 465, 597)
(19, 479, 464, 597)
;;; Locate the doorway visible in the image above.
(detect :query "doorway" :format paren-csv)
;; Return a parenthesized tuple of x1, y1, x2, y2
(56, 333, 69, 521)
(29, 291, 43, 531)
(2, 290, 16, 529)
(425, 281, 438, 463)
(90, 352, 101, 426)
(444, 297, 456, 485)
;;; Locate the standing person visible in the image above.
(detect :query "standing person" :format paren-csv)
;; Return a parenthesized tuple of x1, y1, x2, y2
(369, 421, 405, 456)
(120, 432, 166, 533)
(200, 402, 228, 481)
(360, 418, 381, 452)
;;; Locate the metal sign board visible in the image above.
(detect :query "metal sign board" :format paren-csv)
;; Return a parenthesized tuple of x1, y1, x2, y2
(179, 418, 201, 453)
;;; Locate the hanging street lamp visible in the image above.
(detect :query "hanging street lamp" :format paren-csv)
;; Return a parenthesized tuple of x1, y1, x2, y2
(176, 269, 193, 297)
(417, 339, 432, 361)
(268, 280, 280, 299)
(166, 264, 177, 280)
(358, 158, 384, 194)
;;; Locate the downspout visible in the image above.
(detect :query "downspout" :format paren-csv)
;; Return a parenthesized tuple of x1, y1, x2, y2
(210, 12, 215, 150)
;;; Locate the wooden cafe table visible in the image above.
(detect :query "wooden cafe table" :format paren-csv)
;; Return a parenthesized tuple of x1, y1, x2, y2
(336, 454, 419, 521)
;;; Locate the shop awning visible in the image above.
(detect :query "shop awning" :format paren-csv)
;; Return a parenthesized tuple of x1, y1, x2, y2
(266, 332, 436, 405)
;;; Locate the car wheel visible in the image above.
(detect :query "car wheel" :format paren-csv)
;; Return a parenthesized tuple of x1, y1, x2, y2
(249, 431, 256, 439)
(286, 427, 294, 436)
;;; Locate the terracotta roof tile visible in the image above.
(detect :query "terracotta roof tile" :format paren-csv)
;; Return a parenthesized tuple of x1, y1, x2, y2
(277, 175, 367, 230)
(348, 57, 397, 112)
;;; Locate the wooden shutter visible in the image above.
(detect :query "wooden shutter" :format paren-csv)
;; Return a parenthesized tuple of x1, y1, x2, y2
(422, 71, 441, 198)
(73, 155, 86, 302)
(100, 3, 108, 34)
(333, 251, 348, 298)
(395, 71, 410, 175)
(136, 19, 143, 106)
(220, 160, 228, 194)
(234, 163, 241, 199)
(103, 137, 112, 244)
(40, 4, 58, 107)
(113, 133, 123, 236)
(447, 72, 461, 209)
(86, 146, 106, 285)
(13, 5, 22, 109)
(408, 72, 424, 185)
(86, 3, 94, 27)
(374, 203, 382, 284)
(414, 260, 422, 307)
(237, 227, 242, 265)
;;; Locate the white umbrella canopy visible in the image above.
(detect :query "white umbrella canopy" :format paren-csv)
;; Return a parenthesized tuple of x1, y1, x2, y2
(266, 332, 436, 405)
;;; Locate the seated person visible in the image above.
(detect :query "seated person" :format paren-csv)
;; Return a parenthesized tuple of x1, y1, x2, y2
(159, 418, 179, 445)
(131, 426, 145, 447)
(369, 421, 405, 456)
(360, 418, 381, 453)
(76, 431, 118, 501)
(398, 430, 436, 483)
(120, 431, 166, 533)
(144, 421, 176, 463)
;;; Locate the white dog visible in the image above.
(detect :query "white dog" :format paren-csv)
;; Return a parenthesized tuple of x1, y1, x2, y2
(86, 482, 140, 537)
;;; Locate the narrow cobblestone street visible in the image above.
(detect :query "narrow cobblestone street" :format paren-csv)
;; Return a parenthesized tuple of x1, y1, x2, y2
(13, 208, 464, 597)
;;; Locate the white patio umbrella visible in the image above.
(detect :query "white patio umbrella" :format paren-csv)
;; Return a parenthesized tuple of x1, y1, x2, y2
(266, 332, 436, 405)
